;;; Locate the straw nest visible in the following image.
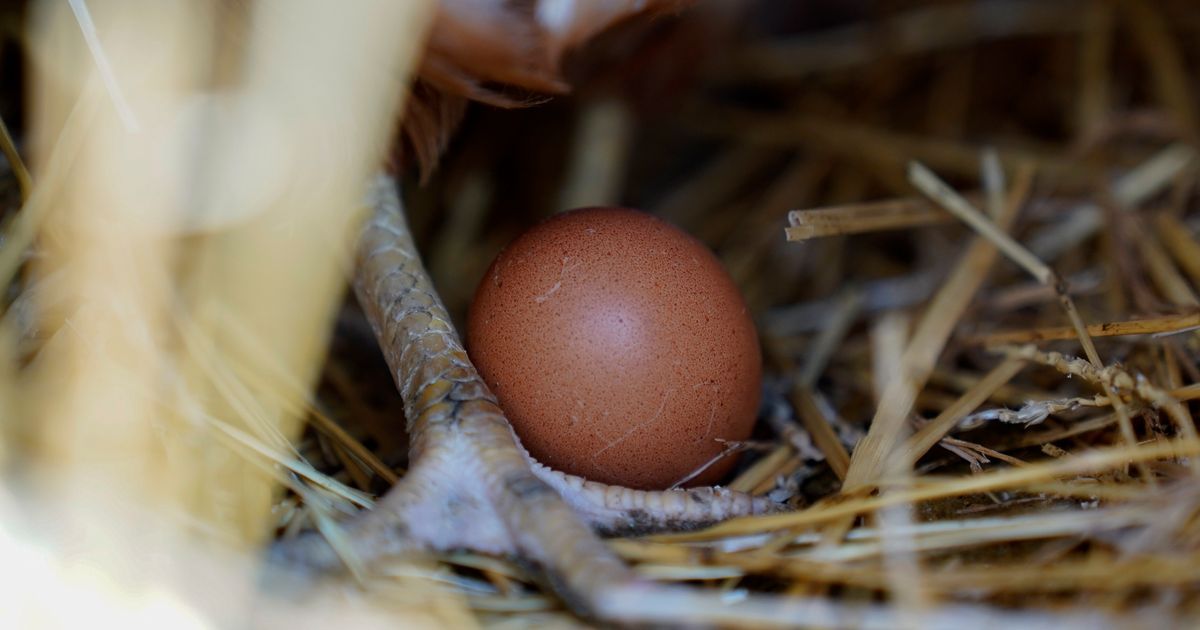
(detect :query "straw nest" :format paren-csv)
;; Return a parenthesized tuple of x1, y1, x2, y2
(3, 0, 1200, 627)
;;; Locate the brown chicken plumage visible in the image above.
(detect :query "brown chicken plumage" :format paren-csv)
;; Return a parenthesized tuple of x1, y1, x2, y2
(399, 0, 690, 180)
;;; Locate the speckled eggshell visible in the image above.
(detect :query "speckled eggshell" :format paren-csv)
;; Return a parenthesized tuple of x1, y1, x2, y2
(466, 207, 761, 490)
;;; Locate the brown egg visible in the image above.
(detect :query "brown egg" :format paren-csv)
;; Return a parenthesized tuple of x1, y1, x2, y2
(467, 207, 761, 490)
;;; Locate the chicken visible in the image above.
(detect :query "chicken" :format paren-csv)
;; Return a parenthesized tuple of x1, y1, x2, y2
(273, 1, 782, 619)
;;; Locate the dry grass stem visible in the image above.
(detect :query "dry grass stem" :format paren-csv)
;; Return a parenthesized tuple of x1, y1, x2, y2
(966, 311, 1200, 345)
(786, 197, 958, 241)
(843, 160, 1031, 488)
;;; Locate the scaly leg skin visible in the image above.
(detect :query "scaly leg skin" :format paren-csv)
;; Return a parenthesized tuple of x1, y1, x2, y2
(271, 174, 778, 615)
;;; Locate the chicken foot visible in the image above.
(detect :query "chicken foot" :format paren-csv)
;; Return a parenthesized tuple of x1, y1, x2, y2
(271, 174, 778, 615)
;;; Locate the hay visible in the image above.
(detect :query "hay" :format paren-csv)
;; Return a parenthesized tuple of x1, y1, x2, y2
(4, 0, 1200, 627)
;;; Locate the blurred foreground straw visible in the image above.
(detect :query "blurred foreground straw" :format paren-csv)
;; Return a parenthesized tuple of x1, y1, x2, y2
(0, 1, 471, 626)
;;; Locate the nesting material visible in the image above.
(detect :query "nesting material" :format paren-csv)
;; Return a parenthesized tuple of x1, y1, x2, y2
(5, 0, 1200, 627)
